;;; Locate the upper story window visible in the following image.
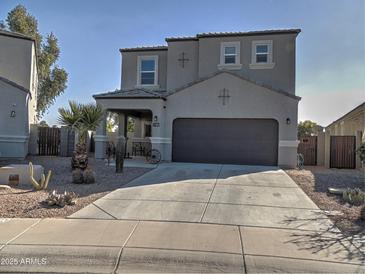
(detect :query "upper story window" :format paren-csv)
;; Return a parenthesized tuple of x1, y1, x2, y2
(137, 55, 158, 87)
(218, 41, 242, 70)
(250, 40, 275, 69)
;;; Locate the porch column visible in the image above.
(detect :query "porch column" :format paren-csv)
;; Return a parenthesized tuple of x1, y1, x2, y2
(134, 118, 142, 138)
(94, 111, 107, 159)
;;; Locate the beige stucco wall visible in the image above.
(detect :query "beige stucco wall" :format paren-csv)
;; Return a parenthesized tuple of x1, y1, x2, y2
(95, 72, 299, 167)
(166, 40, 199, 90)
(121, 50, 168, 90)
(0, 35, 34, 90)
(165, 72, 299, 167)
(197, 34, 296, 94)
(0, 81, 29, 158)
(121, 33, 297, 95)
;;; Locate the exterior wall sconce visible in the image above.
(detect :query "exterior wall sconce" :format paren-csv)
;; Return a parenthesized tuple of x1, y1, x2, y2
(153, 115, 158, 122)
(286, 118, 291, 125)
(10, 110, 16, 118)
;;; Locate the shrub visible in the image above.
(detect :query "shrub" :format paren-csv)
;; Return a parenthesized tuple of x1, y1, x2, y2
(83, 168, 95, 184)
(342, 188, 365, 206)
(72, 169, 83, 184)
(43, 190, 78, 207)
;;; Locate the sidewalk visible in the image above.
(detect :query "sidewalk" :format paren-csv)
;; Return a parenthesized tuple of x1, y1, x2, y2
(0, 218, 364, 273)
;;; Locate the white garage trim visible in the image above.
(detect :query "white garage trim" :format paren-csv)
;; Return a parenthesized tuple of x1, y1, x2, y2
(149, 137, 172, 144)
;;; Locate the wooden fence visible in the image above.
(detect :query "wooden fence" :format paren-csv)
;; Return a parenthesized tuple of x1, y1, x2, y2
(38, 127, 61, 156)
(298, 136, 317, 166)
(330, 136, 356, 169)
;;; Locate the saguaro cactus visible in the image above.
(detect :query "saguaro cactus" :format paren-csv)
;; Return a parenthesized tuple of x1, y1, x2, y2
(29, 162, 52, 190)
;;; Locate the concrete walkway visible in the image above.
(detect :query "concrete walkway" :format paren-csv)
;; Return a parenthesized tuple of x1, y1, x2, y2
(0, 163, 364, 273)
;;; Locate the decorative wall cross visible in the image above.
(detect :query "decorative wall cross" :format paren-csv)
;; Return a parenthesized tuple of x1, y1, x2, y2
(178, 52, 189, 68)
(218, 88, 230, 105)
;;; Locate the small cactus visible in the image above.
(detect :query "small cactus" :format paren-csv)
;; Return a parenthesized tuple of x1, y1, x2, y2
(72, 168, 84, 184)
(83, 168, 95, 184)
(29, 162, 51, 190)
(43, 190, 78, 207)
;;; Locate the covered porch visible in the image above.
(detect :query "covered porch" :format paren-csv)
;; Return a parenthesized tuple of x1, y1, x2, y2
(93, 90, 169, 161)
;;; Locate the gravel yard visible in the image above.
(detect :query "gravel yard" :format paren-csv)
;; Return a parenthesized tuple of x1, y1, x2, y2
(0, 156, 151, 218)
(285, 166, 365, 236)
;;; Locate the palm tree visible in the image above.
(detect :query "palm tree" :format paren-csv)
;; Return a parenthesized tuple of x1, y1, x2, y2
(58, 101, 103, 169)
(58, 101, 103, 144)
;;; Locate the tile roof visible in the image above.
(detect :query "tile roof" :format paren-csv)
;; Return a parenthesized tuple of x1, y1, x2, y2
(166, 29, 301, 42)
(119, 46, 167, 52)
(93, 88, 167, 100)
(0, 76, 31, 97)
(0, 29, 35, 42)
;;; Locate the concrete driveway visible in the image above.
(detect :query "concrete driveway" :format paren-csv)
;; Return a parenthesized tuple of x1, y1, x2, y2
(1, 163, 364, 273)
(70, 163, 333, 231)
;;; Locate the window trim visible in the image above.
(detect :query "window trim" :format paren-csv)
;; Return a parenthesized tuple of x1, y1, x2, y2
(250, 40, 275, 69)
(218, 41, 242, 70)
(136, 55, 159, 87)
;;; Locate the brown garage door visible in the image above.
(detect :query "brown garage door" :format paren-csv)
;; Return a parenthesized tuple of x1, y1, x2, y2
(172, 118, 278, 165)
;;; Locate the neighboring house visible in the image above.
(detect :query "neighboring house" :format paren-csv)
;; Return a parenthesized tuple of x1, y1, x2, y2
(324, 102, 364, 169)
(0, 29, 38, 158)
(94, 29, 301, 167)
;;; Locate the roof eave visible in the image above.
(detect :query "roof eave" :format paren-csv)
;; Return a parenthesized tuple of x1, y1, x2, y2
(119, 47, 168, 53)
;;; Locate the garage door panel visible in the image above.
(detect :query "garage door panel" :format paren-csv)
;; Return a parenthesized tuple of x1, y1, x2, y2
(172, 119, 278, 165)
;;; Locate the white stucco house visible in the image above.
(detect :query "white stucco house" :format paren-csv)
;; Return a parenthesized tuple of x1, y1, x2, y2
(0, 29, 38, 158)
(94, 29, 301, 167)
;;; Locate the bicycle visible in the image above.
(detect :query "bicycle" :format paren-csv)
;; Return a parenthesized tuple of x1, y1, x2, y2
(145, 149, 162, 164)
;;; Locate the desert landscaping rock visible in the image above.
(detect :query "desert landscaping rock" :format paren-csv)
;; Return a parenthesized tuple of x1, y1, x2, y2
(286, 167, 365, 235)
(0, 156, 151, 218)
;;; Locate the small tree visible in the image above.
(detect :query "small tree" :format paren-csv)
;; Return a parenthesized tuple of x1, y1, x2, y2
(298, 120, 317, 138)
(4, 5, 68, 118)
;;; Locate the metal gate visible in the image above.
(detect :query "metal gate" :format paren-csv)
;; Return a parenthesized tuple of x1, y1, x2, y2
(330, 136, 356, 169)
(298, 136, 317, 165)
(38, 127, 60, 156)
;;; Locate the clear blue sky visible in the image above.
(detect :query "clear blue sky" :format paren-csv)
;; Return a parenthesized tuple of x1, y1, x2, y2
(1, 0, 364, 126)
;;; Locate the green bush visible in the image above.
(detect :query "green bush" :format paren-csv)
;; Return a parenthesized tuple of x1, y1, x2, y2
(342, 188, 365, 206)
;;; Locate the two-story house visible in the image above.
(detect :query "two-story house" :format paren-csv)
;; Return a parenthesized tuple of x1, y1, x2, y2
(94, 29, 301, 167)
(0, 29, 38, 158)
